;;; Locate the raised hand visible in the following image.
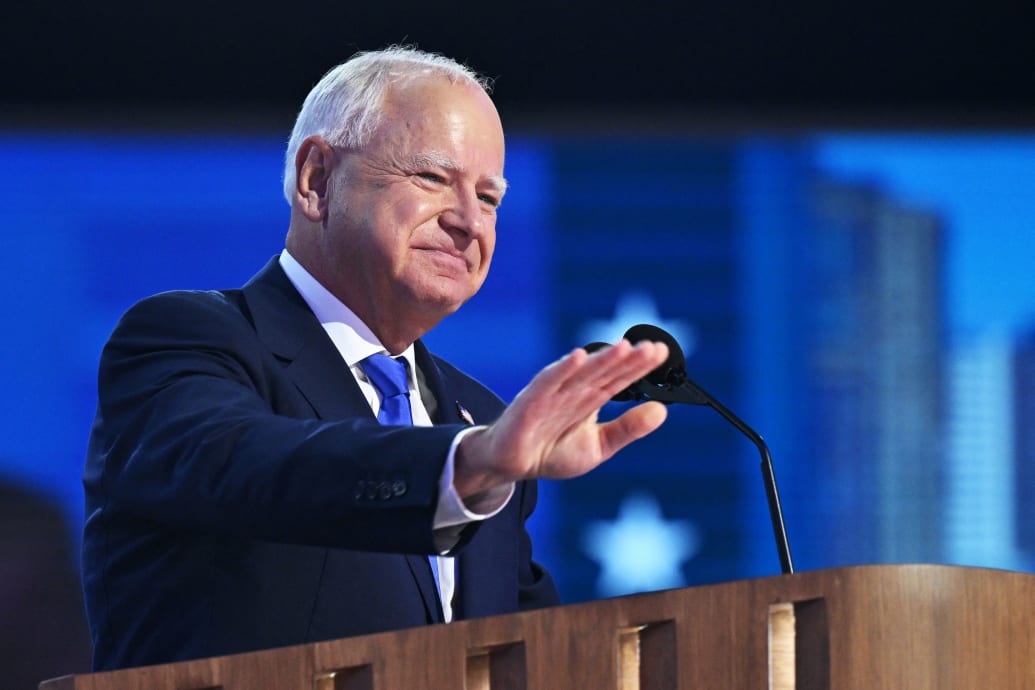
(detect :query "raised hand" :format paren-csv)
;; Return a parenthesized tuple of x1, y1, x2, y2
(454, 339, 669, 499)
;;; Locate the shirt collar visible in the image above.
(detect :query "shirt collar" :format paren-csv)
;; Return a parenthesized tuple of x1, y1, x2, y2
(278, 249, 418, 376)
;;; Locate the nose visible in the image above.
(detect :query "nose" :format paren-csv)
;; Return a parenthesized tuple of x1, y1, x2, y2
(439, 187, 489, 240)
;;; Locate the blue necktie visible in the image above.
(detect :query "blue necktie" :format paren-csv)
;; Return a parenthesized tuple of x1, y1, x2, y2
(361, 353, 413, 426)
(361, 353, 446, 616)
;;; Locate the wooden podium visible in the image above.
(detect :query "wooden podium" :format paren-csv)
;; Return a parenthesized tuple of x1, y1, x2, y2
(41, 564, 1035, 689)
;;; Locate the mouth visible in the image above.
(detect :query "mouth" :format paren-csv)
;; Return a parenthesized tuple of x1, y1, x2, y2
(418, 247, 471, 272)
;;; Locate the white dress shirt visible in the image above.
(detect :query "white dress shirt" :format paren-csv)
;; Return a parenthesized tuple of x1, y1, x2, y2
(278, 249, 513, 622)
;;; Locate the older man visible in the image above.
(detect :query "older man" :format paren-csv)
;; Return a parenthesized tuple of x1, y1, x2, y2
(83, 47, 668, 670)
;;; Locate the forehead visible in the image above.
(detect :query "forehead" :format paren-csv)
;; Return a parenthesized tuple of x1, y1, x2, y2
(374, 76, 505, 171)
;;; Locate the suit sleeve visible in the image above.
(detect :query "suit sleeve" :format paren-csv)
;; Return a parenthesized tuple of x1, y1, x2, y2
(85, 290, 469, 555)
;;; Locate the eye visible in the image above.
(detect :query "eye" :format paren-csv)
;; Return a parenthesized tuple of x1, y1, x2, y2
(478, 193, 501, 209)
(417, 171, 445, 184)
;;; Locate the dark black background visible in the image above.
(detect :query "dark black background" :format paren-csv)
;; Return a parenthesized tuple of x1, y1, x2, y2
(3, 1, 1034, 123)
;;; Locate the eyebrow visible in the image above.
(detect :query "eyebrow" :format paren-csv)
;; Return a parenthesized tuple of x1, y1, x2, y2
(408, 151, 509, 197)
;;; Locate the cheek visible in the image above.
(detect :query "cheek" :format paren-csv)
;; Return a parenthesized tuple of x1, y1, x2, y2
(479, 226, 497, 269)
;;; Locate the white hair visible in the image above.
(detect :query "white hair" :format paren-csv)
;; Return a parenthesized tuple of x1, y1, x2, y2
(282, 46, 492, 204)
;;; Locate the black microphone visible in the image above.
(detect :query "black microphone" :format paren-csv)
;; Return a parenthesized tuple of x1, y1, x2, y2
(586, 325, 795, 575)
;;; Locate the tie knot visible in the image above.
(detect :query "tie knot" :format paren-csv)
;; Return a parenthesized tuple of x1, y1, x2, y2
(362, 353, 410, 398)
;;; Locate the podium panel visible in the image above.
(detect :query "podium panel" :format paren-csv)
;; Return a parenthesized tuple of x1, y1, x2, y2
(42, 565, 1035, 689)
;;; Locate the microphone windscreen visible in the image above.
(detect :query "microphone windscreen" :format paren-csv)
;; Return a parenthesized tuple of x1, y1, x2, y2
(623, 324, 686, 385)
(582, 341, 611, 354)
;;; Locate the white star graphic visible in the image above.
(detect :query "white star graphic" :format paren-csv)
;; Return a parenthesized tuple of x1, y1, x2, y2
(582, 493, 701, 598)
(576, 290, 697, 356)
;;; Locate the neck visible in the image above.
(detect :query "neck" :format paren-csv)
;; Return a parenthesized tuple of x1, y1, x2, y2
(284, 231, 435, 354)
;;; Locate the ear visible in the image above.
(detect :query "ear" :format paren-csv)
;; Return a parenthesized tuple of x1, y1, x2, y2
(294, 136, 335, 222)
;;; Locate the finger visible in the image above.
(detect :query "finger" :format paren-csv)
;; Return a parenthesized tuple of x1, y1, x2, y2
(523, 340, 637, 402)
(574, 339, 668, 397)
(563, 340, 635, 395)
(515, 346, 591, 399)
(597, 400, 669, 459)
(515, 340, 667, 431)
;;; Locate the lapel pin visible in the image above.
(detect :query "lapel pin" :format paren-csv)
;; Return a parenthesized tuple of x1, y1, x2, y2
(455, 401, 475, 425)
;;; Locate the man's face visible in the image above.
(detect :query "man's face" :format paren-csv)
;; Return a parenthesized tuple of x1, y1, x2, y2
(320, 76, 506, 336)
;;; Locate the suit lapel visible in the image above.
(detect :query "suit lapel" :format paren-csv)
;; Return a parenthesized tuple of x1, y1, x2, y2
(414, 339, 490, 620)
(240, 257, 370, 421)
(414, 342, 461, 426)
(239, 258, 444, 623)
(404, 555, 445, 624)
(411, 341, 456, 624)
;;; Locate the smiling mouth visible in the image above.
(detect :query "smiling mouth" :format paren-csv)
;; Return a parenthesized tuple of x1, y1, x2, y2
(420, 247, 470, 271)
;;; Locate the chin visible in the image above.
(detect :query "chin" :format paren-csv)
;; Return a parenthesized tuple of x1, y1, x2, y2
(407, 286, 471, 319)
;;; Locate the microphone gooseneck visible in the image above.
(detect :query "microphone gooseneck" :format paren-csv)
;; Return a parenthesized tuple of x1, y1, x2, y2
(584, 325, 795, 575)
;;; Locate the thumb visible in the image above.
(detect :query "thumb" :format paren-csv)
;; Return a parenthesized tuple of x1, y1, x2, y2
(598, 401, 668, 460)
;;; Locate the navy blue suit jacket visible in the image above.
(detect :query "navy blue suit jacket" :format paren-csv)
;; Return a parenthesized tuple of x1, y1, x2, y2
(82, 258, 558, 670)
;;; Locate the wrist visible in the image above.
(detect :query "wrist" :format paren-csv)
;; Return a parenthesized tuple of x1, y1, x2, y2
(453, 426, 509, 499)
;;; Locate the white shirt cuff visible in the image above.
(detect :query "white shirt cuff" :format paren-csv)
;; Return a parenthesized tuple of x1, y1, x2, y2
(431, 425, 515, 553)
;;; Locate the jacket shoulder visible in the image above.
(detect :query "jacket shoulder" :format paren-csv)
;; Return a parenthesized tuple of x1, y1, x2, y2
(110, 288, 253, 341)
